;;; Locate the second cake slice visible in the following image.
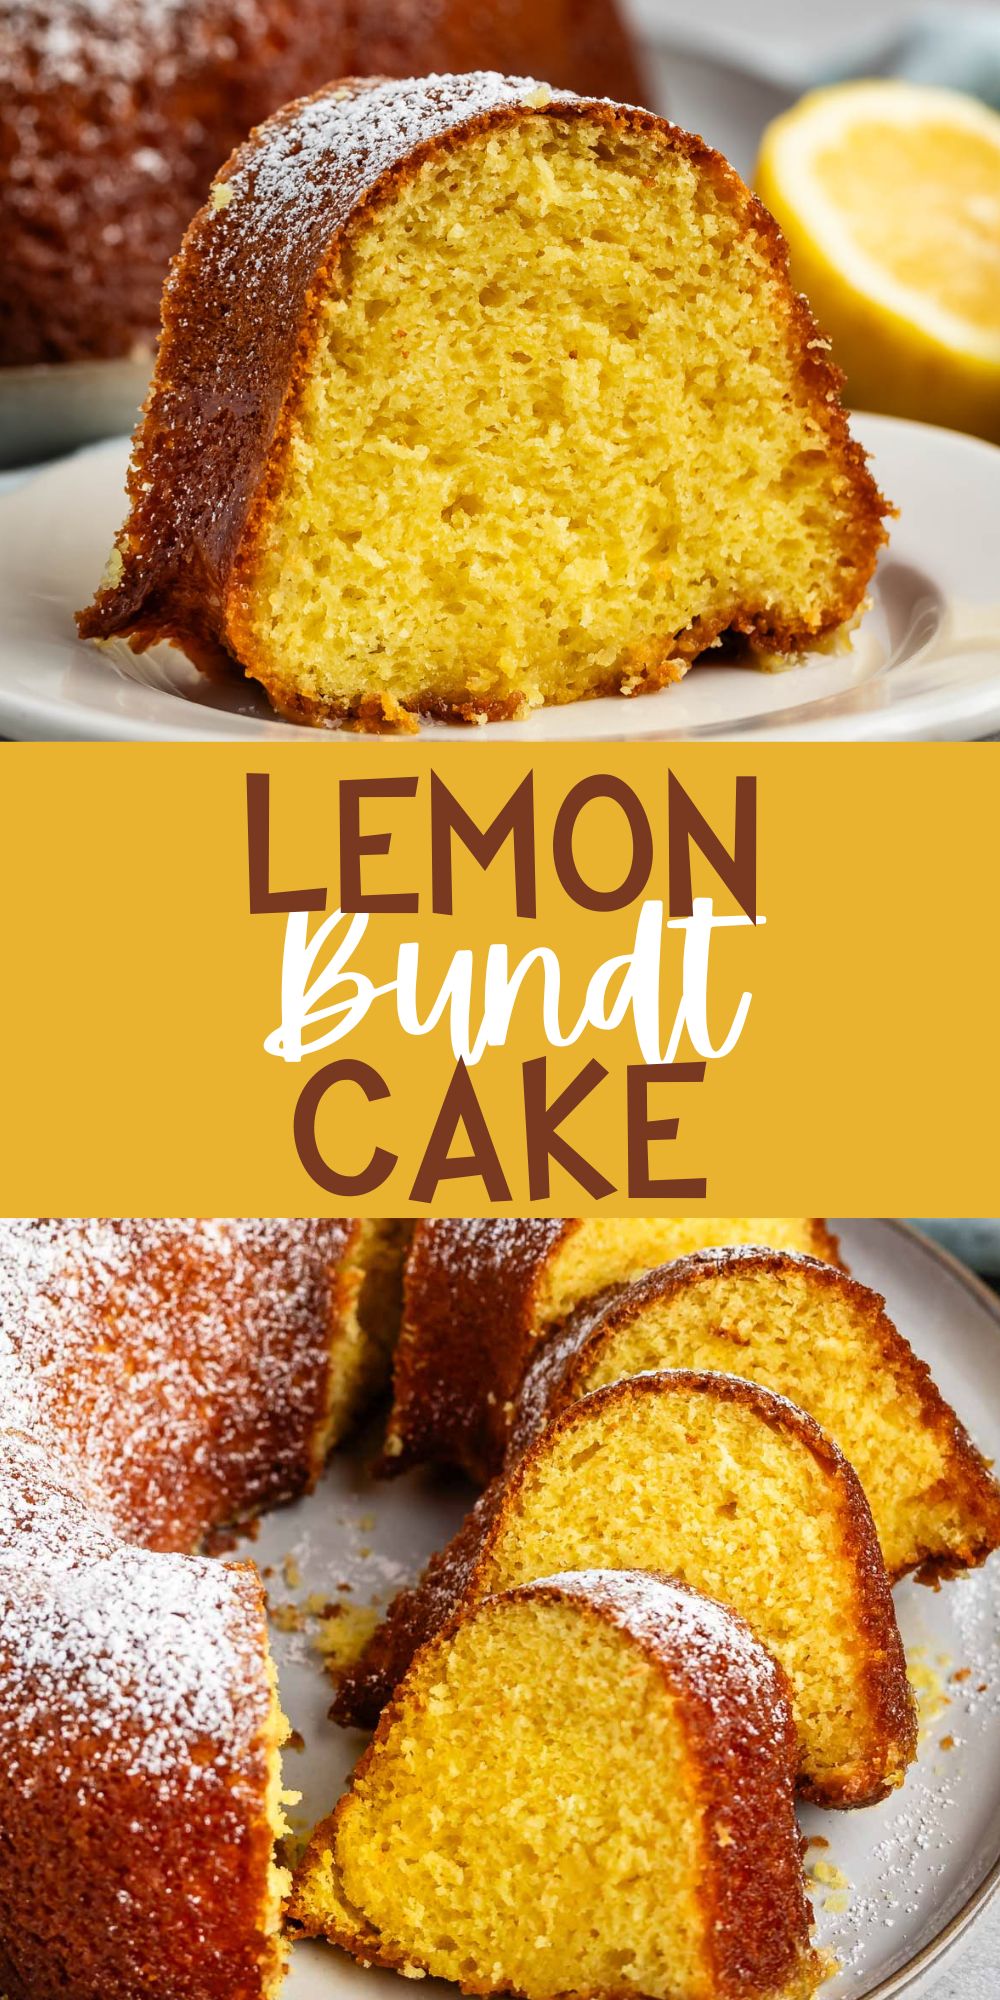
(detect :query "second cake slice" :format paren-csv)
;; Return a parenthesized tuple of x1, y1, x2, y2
(335, 1368, 916, 1805)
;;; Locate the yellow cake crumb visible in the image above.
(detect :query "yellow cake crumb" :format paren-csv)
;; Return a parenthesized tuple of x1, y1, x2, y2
(268, 1601, 306, 1633)
(810, 1862, 850, 1890)
(908, 1648, 951, 1739)
(314, 1603, 382, 1675)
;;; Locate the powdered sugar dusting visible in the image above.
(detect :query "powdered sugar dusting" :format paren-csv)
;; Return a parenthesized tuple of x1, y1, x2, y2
(2, 0, 272, 90)
(0, 1218, 362, 1805)
(230, 71, 576, 208)
(205, 76, 582, 307)
(523, 1566, 792, 1726)
(0, 1433, 266, 1788)
(0, 1216, 347, 1548)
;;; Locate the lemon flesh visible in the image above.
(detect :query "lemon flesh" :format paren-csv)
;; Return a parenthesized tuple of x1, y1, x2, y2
(756, 81, 1000, 441)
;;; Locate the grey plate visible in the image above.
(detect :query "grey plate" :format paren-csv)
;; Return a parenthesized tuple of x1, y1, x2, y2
(240, 1220, 1000, 2000)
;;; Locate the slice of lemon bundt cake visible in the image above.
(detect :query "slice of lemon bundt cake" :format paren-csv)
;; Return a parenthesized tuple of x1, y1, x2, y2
(509, 1248, 1000, 1579)
(293, 1572, 827, 1999)
(383, 1217, 840, 1479)
(336, 1370, 916, 1805)
(78, 76, 888, 727)
(0, 1431, 290, 2000)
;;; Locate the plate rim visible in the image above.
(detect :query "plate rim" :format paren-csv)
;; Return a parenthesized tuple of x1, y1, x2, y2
(845, 1220, 1000, 2000)
(0, 414, 999, 743)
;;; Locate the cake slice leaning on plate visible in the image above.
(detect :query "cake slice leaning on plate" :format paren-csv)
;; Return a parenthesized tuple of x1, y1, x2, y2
(508, 1247, 1000, 1579)
(292, 1571, 828, 1999)
(78, 74, 889, 729)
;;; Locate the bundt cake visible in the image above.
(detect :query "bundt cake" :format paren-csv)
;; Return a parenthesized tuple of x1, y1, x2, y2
(0, 1216, 411, 1999)
(509, 1247, 1000, 1579)
(293, 1571, 827, 1998)
(1, 1, 644, 367)
(78, 75, 889, 728)
(336, 1369, 917, 1806)
(383, 1217, 841, 1480)
(0, 1429, 289, 2000)
(0, 1217, 410, 1548)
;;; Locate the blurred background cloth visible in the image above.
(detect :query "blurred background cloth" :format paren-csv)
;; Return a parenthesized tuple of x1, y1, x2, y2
(819, 5, 1000, 109)
(628, 0, 1000, 103)
(626, 1, 1000, 187)
(911, 1220, 1000, 1279)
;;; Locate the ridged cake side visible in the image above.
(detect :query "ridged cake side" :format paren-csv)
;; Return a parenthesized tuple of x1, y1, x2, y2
(0, 1216, 407, 1550)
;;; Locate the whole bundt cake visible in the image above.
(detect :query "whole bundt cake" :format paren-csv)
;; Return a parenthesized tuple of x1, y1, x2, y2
(509, 1247, 1000, 1579)
(383, 1216, 841, 1479)
(1, 1, 644, 367)
(293, 1571, 827, 1998)
(335, 1368, 917, 1806)
(0, 1217, 409, 2000)
(0, 1431, 290, 2000)
(78, 75, 889, 727)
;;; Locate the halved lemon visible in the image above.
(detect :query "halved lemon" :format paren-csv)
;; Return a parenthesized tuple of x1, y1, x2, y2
(756, 81, 1000, 441)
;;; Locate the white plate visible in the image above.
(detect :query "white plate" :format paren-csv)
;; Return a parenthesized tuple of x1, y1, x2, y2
(248, 1221, 1000, 2000)
(0, 417, 998, 742)
(0, 355, 152, 473)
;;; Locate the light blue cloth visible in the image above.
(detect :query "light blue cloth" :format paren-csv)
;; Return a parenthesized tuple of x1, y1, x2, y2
(819, 5, 1000, 112)
(910, 1220, 1000, 1277)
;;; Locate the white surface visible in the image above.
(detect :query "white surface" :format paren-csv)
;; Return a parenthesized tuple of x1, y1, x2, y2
(1, 416, 999, 742)
(245, 1221, 1000, 2000)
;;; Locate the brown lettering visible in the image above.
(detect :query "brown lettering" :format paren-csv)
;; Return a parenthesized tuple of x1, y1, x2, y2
(339, 777, 420, 913)
(626, 1063, 707, 1198)
(246, 773, 326, 914)
(667, 773, 756, 922)
(523, 1055, 614, 1200)
(410, 1061, 512, 1203)
(430, 770, 537, 917)
(552, 776, 653, 911)
(293, 1060, 396, 1196)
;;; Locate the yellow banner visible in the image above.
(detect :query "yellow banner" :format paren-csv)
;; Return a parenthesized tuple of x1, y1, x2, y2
(0, 742, 995, 1215)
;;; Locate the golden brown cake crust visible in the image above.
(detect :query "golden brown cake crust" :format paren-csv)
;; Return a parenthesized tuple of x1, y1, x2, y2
(383, 1218, 578, 1479)
(0, 1217, 368, 1550)
(335, 1367, 917, 1808)
(2, 2, 645, 367)
(0, 1432, 281, 2000)
(382, 1219, 842, 1482)
(296, 1571, 825, 2000)
(77, 75, 889, 724)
